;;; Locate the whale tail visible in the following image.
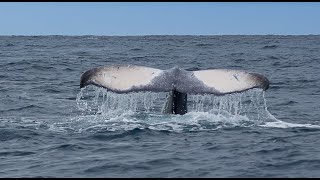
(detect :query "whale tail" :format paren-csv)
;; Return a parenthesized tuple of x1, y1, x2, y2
(80, 64, 269, 114)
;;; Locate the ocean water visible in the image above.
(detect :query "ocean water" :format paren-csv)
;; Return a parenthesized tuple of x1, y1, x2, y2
(0, 35, 320, 177)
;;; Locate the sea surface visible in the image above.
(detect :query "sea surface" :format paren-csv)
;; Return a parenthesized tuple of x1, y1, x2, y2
(0, 35, 320, 177)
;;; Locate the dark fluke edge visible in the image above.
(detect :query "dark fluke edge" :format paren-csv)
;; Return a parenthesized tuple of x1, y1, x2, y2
(80, 64, 269, 115)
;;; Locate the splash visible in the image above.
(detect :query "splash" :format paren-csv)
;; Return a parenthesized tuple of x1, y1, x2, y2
(73, 85, 320, 132)
(3, 85, 317, 134)
(259, 92, 320, 129)
(188, 90, 268, 123)
(76, 86, 166, 116)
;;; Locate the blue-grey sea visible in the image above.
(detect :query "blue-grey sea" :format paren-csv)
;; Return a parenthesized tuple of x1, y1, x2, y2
(0, 35, 320, 178)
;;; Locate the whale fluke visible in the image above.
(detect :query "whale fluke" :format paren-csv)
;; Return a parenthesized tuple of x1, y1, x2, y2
(80, 64, 269, 114)
(80, 64, 269, 94)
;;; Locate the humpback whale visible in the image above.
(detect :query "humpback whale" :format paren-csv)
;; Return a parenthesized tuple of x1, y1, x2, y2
(80, 64, 269, 115)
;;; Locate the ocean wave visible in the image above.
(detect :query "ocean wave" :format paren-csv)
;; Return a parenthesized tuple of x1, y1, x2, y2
(0, 104, 44, 113)
(31, 64, 56, 71)
(130, 48, 143, 51)
(230, 52, 244, 56)
(268, 56, 279, 60)
(195, 43, 214, 47)
(6, 43, 15, 47)
(0, 151, 35, 156)
(262, 45, 278, 49)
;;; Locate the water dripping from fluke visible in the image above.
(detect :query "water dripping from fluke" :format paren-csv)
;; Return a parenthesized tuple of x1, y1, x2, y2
(73, 86, 320, 131)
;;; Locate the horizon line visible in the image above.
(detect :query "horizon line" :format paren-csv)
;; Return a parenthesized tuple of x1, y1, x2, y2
(1, 34, 320, 36)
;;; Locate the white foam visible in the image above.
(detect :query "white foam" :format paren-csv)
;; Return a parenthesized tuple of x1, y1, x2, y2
(260, 121, 320, 129)
(259, 102, 320, 129)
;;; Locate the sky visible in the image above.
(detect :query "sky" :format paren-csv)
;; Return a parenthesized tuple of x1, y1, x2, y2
(0, 2, 320, 35)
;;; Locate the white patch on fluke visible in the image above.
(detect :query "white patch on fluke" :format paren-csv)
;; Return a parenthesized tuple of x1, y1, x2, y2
(91, 65, 162, 91)
(193, 69, 257, 94)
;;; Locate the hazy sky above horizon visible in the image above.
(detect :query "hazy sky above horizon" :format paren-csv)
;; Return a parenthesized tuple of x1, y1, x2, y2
(0, 2, 320, 35)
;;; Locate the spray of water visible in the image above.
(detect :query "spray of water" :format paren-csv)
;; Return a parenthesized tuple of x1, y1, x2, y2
(72, 85, 318, 132)
(71, 85, 320, 132)
(8, 85, 315, 134)
(76, 86, 166, 116)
